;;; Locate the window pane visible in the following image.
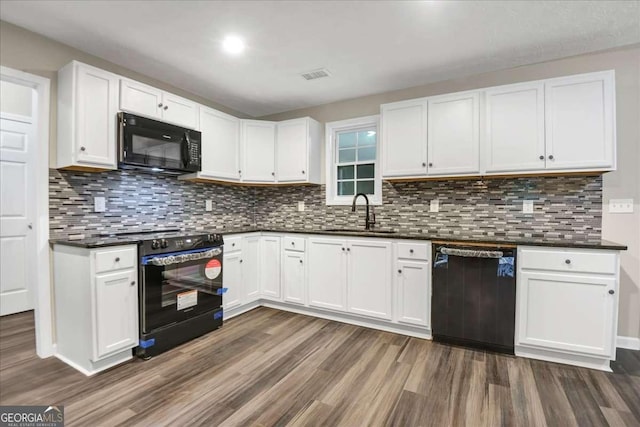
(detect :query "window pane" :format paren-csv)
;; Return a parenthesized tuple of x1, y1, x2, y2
(337, 165, 354, 180)
(356, 180, 375, 195)
(357, 164, 375, 179)
(357, 130, 376, 147)
(338, 131, 357, 149)
(338, 181, 355, 196)
(357, 146, 376, 161)
(338, 148, 356, 163)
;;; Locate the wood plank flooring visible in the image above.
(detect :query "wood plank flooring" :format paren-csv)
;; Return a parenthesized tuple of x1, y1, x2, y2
(1, 308, 639, 426)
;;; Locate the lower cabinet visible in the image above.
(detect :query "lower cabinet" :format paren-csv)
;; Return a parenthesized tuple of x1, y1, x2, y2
(308, 238, 348, 311)
(260, 236, 282, 300)
(222, 234, 261, 313)
(243, 235, 261, 301)
(396, 259, 431, 327)
(347, 240, 393, 320)
(222, 251, 243, 310)
(283, 251, 306, 305)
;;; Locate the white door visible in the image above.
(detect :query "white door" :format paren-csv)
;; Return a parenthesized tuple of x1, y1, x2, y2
(381, 100, 428, 177)
(276, 118, 308, 182)
(484, 82, 546, 173)
(517, 271, 616, 357)
(396, 260, 430, 327)
(119, 79, 162, 120)
(222, 251, 243, 311)
(76, 64, 118, 168)
(241, 120, 276, 182)
(0, 113, 36, 316)
(427, 91, 480, 175)
(199, 107, 240, 180)
(283, 251, 306, 305)
(260, 236, 281, 300)
(243, 236, 261, 302)
(161, 92, 198, 129)
(346, 240, 392, 320)
(544, 71, 615, 170)
(93, 269, 138, 360)
(308, 238, 347, 311)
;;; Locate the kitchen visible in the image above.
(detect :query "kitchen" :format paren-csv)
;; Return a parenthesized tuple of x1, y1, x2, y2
(0, 1, 639, 426)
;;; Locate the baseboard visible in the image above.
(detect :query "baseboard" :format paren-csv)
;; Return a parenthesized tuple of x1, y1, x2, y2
(617, 336, 640, 350)
(515, 345, 612, 372)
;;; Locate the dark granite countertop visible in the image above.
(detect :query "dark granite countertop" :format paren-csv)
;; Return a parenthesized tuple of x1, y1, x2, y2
(51, 227, 628, 251)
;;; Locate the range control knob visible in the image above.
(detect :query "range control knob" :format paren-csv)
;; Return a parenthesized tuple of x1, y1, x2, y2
(151, 240, 160, 250)
(160, 239, 169, 249)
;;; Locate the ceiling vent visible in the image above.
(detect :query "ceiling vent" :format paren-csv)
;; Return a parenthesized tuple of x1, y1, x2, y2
(301, 68, 332, 81)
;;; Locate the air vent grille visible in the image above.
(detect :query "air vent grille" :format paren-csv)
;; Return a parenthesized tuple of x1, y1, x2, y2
(301, 68, 331, 80)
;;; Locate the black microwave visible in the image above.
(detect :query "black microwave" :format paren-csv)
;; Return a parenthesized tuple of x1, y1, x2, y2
(118, 112, 201, 174)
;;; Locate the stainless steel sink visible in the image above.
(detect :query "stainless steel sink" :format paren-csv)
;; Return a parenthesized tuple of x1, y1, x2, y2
(324, 228, 397, 234)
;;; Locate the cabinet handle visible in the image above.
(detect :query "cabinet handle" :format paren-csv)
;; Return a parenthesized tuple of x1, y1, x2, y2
(422, 162, 426, 167)
(271, 172, 275, 176)
(80, 146, 86, 152)
(341, 247, 345, 251)
(115, 257, 120, 262)
(428, 163, 433, 167)
(158, 103, 163, 108)
(609, 289, 615, 295)
(398, 269, 402, 274)
(238, 170, 242, 175)
(302, 170, 305, 174)
(548, 155, 554, 160)
(291, 242, 295, 245)
(240, 259, 243, 263)
(565, 259, 571, 264)
(164, 106, 168, 110)
(299, 259, 303, 264)
(409, 249, 414, 254)
(539, 155, 544, 160)
(130, 281, 135, 286)
(232, 243, 235, 247)
(347, 248, 351, 252)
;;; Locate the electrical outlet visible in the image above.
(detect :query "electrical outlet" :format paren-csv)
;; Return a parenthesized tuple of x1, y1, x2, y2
(430, 199, 439, 213)
(297, 201, 305, 212)
(205, 200, 213, 212)
(94, 196, 106, 213)
(609, 199, 634, 213)
(523, 200, 534, 214)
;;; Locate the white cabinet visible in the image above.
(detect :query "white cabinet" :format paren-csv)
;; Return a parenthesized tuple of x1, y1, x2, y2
(276, 117, 322, 183)
(427, 91, 480, 175)
(260, 236, 281, 300)
(222, 235, 261, 314)
(57, 61, 119, 170)
(484, 82, 546, 173)
(243, 235, 261, 301)
(222, 251, 243, 310)
(241, 120, 277, 182)
(544, 71, 615, 170)
(53, 244, 138, 375)
(308, 238, 348, 311)
(381, 99, 428, 177)
(347, 240, 393, 320)
(199, 107, 240, 181)
(396, 259, 431, 327)
(282, 251, 306, 305)
(119, 79, 198, 129)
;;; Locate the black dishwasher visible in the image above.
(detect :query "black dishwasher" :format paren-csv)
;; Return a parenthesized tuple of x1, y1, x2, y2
(432, 245, 516, 354)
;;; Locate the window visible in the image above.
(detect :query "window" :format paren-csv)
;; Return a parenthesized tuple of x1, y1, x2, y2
(325, 115, 381, 205)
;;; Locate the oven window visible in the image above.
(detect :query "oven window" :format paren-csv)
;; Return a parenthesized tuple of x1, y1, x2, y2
(132, 135, 182, 163)
(160, 263, 217, 307)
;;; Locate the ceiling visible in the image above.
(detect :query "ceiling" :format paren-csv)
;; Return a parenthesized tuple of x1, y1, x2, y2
(1, 1, 639, 117)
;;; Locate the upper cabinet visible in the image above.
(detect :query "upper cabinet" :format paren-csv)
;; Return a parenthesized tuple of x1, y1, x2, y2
(199, 107, 240, 181)
(380, 70, 616, 180)
(241, 120, 277, 182)
(119, 79, 198, 129)
(57, 61, 119, 170)
(276, 118, 322, 183)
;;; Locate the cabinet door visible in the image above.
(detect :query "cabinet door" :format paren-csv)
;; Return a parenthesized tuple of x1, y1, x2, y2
(243, 236, 261, 302)
(119, 79, 162, 120)
(427, 92, 480, 175)
(199, 107, 240, 180)
(76, 64, 118, 167)
(545, 71, 615, 170)
(308, 238, 347, 311)
(93, 269, 138, 360)
(485, 82, 546, 173)
(396, 260, 430, 327)
(347, 240, 392, 320)
(161, 92, 198, 129)
(381, 100, 428, 177)
(222, 251, 243, 311)
(241, 120, 276, 182)
(276, 118, 308, 182)
(260, 236, 282, 300)
(283, 251, 306, 305)
(517, 271, 616, 357)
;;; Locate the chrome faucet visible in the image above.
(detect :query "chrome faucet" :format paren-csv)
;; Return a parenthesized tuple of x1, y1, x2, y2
(352, 193, 376, 230)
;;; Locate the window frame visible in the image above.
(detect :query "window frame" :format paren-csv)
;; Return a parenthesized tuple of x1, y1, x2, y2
(325, 115, 382, 206)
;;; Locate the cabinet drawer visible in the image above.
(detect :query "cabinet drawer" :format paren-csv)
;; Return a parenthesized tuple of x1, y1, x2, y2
(224, 236, 242, 252)
(519, 247, 617, 275)
(284, 236, 305, 252)
(95, 246, 137, 274)
(397, 242, 430, 260)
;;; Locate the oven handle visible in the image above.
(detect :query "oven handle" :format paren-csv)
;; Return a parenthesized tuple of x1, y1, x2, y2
(142, 247, 222, 266)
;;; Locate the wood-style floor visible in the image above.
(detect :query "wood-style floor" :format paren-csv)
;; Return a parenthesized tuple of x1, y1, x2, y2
(1, 308, 639, 427)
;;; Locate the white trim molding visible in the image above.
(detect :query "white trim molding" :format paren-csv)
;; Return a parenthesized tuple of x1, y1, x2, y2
(617, 335, 640, 351)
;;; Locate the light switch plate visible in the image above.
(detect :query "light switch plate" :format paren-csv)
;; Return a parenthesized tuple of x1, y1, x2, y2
(609, 199, 634, 213)
(523, 200, 534, 214)
(94, 196, 106, 213)
(205, 200, 213, 212)
(430, 199, 439, 213)
(297, 201, 305, 212)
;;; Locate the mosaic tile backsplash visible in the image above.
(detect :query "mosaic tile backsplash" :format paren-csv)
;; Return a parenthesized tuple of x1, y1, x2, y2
(50, 169, 602, 242)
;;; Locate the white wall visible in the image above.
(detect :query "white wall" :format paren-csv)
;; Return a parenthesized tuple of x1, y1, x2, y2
(0, 80, 33, 117)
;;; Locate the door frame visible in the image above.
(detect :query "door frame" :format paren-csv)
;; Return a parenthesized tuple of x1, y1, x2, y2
(1, 66, 52, 358)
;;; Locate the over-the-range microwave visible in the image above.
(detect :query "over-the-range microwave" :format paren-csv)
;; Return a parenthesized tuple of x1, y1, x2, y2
(118, 112, 201, 175)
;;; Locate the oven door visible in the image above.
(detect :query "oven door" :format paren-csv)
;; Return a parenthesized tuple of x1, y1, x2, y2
(141, 246, 224, 333)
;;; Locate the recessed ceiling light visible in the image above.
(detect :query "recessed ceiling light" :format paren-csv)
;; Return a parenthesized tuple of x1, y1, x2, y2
(222, 35, 245, 55)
